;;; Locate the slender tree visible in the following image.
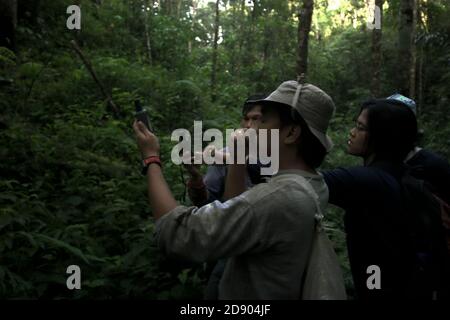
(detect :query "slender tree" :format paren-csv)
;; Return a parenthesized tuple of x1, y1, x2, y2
(416, 0, 428, 115)
(371, 0, 384, 97)
(188, 0, 197, 54)
(0, 0, 18, 51)
(211, 0, 220, 101)
(297, 0, 314, 77)
(398, 0, 417, 98)
(142, 0, 153, 65)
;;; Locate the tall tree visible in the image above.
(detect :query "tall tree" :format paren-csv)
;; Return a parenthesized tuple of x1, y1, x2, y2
(0, 0, 18, 51)
(210, 0, 220, 101)
(142, 0, 153, 65)
(398, 0, 417, 98)
(416, 0, 429, 115)
(161, 0, 181, 18)
(297, 0, 314, 77)
(232, 0, 247, 81)
(188, 0, 198, 54)
(371, 0, 384, 97)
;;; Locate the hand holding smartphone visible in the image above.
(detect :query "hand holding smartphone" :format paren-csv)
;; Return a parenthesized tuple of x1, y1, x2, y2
(134, 100, 154, 132)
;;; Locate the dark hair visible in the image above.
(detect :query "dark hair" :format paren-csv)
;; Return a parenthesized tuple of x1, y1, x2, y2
(360, 99, 418, 162)
(260, 102, 327, 169)
(242, 93, 267, 115)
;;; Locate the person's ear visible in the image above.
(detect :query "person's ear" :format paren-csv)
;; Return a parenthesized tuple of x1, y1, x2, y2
(283, 125, 301, 145)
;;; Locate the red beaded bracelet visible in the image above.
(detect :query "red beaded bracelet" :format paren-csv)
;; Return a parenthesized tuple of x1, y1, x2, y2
(141, 156, 162, 175)
(143, 156, 162, 167)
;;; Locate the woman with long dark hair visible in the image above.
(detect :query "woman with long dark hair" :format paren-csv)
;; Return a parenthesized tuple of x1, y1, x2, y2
(323, 99, 448, 299)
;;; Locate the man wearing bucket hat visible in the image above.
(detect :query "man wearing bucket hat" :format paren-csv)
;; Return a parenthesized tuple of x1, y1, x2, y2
(252, 80, 335, 151)
(222, 79, 335, 199)
(133, 79, 342, 299)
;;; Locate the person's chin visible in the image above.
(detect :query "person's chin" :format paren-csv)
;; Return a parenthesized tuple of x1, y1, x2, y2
(346, 140, 358, 155)
(346, 145, 358, 156)
(346, 142, 352, 153)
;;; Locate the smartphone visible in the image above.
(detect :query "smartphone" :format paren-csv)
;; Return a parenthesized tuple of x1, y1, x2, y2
(134, 100, 154, 132)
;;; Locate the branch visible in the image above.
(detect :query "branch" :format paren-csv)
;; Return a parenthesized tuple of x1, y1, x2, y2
(70, 40, 121, 117)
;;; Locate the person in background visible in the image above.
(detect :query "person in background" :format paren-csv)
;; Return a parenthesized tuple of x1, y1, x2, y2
(322, 98, 448, 299)
(387, 93, 450, 254)
(184, 94, 268, 208)
(183, 94, 268, 299)
(387, 93, 450, 205)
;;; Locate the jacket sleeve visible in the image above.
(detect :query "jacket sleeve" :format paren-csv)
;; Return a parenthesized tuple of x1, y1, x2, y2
(321, 167, 361, 209)
(153, 195, 265, 263)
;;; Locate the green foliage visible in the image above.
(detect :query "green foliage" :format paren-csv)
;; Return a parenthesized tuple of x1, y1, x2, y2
(0, 109, 207, 298)
(0, 47, 16, 78)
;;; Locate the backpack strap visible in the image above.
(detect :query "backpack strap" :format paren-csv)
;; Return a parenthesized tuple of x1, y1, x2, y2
(291, 175, 325, 231)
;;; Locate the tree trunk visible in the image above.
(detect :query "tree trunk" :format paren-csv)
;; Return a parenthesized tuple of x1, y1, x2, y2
(0, 0, 18, 51)
(242, 0, 258, 73)
(176, 0, 181, 18)
(161, 0, 171, 16)
(370, 0, 384, 97)
(162, 0, 180, 17)
(210, 0, 220, 101)
(235, 0, 246, 81)
(258, 28, 270, 92)
(409, 0, 418, 99)
(70, 40, 121, 118)
(297, 0, 314, 77)
(417, 43, 424, 115)
(398, 0, 417, 98)
(143, 0, 153, 65)
(188, 0, 197, 54)
(417, 0, 428, 115)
